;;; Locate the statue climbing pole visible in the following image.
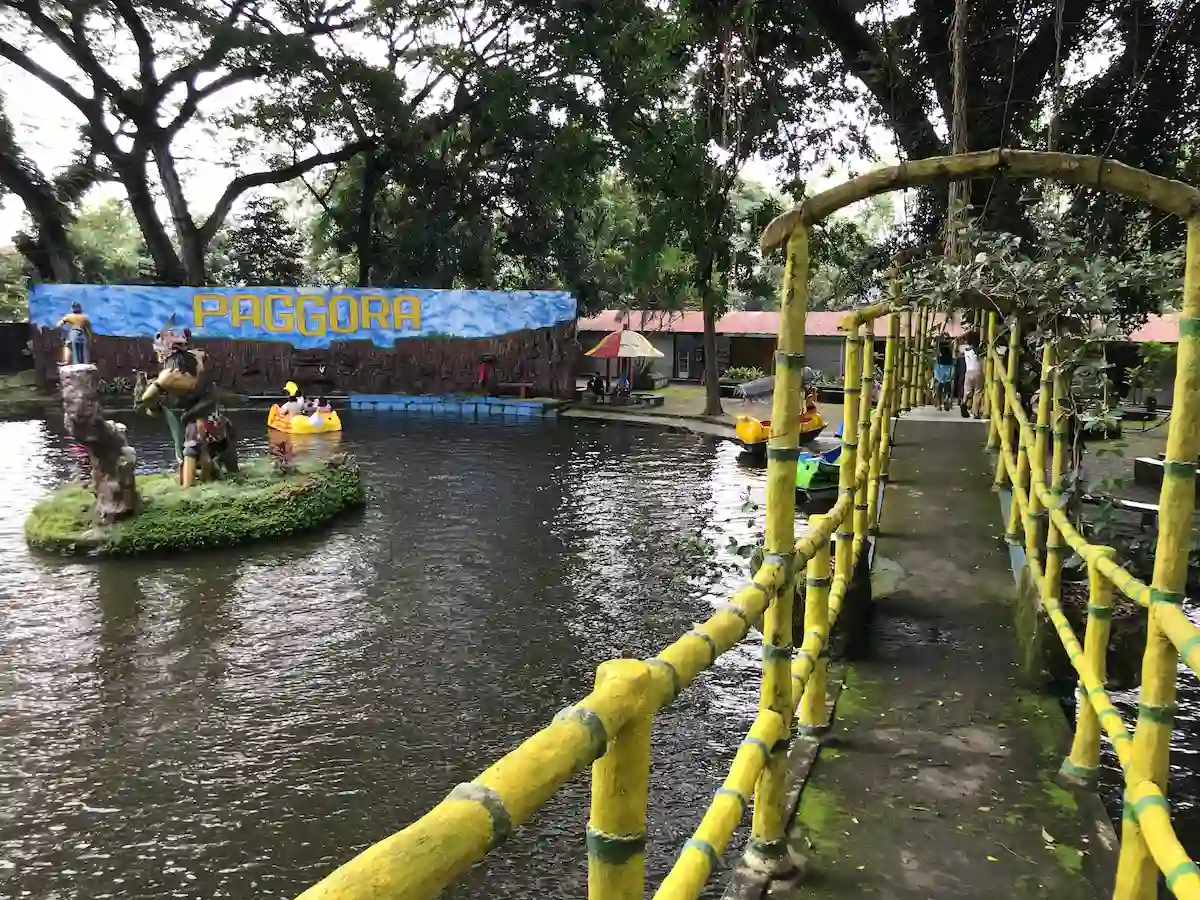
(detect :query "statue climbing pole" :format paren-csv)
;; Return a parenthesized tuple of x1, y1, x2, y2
(60, 364, 138, 523)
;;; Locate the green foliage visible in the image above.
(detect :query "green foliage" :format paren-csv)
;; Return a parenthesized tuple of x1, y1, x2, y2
(25, 456, 365, 556)
(212, 197, 307, 286)
(0, 248, 29, 321)
(69, 199, 154, 283)
(722, 365, 766, 382)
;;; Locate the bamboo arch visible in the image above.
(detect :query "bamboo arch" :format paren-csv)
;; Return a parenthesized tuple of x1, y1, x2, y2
(760, 149, 1200, 251)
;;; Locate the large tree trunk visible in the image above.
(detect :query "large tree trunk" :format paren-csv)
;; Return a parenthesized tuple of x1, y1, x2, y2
(356, 153, 382, 287)
(60, 364, 138, 524)
(119, 159, 188, 285)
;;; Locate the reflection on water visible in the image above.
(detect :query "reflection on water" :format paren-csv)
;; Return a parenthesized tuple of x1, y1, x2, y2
(0, 412, 778, 899)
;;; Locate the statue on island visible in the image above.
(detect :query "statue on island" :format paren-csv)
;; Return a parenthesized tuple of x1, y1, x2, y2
(60, 363, 138, 523)
(56, 301, 92, 365)
(135, 321, 238, 488)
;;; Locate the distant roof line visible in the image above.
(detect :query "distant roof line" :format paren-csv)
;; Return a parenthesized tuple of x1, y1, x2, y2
(579, 309, 1180, 343)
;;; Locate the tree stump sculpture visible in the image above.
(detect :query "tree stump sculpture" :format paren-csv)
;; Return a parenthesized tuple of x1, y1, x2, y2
(60, 363, 138, 523)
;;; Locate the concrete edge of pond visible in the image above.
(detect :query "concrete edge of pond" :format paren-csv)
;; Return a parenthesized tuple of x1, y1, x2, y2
(561, 407, 738, 440)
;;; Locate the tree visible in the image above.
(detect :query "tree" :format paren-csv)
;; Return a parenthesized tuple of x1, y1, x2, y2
(806, 0, 1200, 248)
(212, 196, 306, 286)
(612, 1, 862, 415)
(0, 0, 370, 284)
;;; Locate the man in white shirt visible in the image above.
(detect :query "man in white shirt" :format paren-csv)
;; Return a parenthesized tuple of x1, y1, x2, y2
(960, 333, 983, 418)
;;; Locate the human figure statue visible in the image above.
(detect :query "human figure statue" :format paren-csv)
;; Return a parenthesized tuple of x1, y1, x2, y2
(57, 301, 92, 365)
(136, 322, 238, 487)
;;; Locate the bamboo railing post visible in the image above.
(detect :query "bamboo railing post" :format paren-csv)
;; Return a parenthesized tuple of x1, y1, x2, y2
(902, 309, 914, 413)
(995, 318, 1021, 491)
(588, 659, 653, 900)
(1045, 359, 1068, 607)
(1025, 344, 1054, 561)
(1114, 218, 1200, 900)
(1059, 547, 1114, 787)
(869, 315, 899, 536)
(835, 328, 863, 603)
(985, 313, 1000, 448)
(798, 514, 832, 732)
(854, 326, 874, 549)
(921, 306, 934, 406)
(917, 307, 927, 407)
(749, 226, 808, 864)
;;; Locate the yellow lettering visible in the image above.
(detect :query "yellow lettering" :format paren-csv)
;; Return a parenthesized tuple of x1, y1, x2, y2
(230, 293, 262, 329)
(328, 294, 359, 334)
(264, 294, 294, 333)
(297, 294, 327, 337)
(361, 294, 389, 331)
(393, 295, 421, 331)
(193, 293, 227, 328)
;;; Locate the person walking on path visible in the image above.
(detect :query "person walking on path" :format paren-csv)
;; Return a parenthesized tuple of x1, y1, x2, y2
(960, 331, 984, 418)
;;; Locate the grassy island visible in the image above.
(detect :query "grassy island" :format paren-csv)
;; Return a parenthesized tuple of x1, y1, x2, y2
(25, 455, 365, 555)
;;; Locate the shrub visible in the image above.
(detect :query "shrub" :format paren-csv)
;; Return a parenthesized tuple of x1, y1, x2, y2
(723, 365, 766, 383)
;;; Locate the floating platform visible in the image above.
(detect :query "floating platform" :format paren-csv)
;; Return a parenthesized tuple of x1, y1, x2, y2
(349, 394, 565, 418)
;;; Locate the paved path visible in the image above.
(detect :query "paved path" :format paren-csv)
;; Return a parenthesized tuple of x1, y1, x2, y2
(786, 416, 1116, 900)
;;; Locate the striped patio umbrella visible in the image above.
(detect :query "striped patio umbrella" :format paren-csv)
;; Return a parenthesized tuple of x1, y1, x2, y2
(584, 329, 665, 359)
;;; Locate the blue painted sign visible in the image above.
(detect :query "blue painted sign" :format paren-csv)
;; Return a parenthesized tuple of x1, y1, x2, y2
(28, 285, 576, 349)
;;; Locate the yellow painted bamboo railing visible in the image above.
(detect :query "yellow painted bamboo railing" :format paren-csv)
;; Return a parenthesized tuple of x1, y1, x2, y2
(295, 235, 921, 900)
(984, 217, 1200, 900)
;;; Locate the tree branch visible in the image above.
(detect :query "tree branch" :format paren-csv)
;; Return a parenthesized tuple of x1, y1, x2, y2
(805, 0, 946, 158)
(110, 0, 160, 88)
(164, 66, 267, 137)
(198, 141, 372, 245)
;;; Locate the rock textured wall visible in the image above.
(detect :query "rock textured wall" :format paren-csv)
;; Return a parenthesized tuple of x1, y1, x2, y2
(33, 323, 580, 398)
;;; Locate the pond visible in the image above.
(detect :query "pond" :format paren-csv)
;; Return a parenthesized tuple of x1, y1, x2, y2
(0, 413, 776, 900)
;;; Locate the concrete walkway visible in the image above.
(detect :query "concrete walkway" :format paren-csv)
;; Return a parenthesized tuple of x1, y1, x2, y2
(785, 416, 1116, 900)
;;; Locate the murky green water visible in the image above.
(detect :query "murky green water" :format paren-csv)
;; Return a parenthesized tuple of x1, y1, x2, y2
(0, 412, 780, 899)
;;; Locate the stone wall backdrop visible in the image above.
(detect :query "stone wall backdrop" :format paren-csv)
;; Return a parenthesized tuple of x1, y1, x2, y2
(32, 322, 580, 399)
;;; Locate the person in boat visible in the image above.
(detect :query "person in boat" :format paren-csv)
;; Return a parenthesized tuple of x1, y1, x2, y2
(57, 301, 92, 365)
(280, 383, 307, 417)
(934, 337, 954, 411)
(314, 396, 332, 413)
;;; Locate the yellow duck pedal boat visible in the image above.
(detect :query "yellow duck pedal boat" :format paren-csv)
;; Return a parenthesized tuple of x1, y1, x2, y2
(735, 410, 826, 455)
(268, 404, 344, 434)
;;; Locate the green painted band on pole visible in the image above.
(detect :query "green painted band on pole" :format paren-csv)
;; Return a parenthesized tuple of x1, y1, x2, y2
(775, 351, 807, 367)
(585, 826, 646, 864)
(1058, 758, 1098, 782)
(553, 705, 609, 759)
(767, 447, 804, 461)
(1087, 604, 1113, 619)
(1088, 684, 1109, 697)
(685, 838, 722, 871)
(716, 786, 747, 808)
(1131, 793, 1171, 817)
(1180, 634, 1200, 660)
(742, 736, 771, 764)
(806, 576, 831, 588)
(448, 782, 513, 848)
(763, 642, 793, 662)
(1150, 588, 1184, 606)
(842, 441, 859, 450)
(1165, 861, 1200, 890)
(1137, 702, 1177, 724)
(1177, 315, 1200, 338)
(854, 503, 868, 511)
(1162, 460, 1197, 479)
(649, 657, 682, 697)
(688, 628, 717, 659)
(844, 387, 861, 396)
